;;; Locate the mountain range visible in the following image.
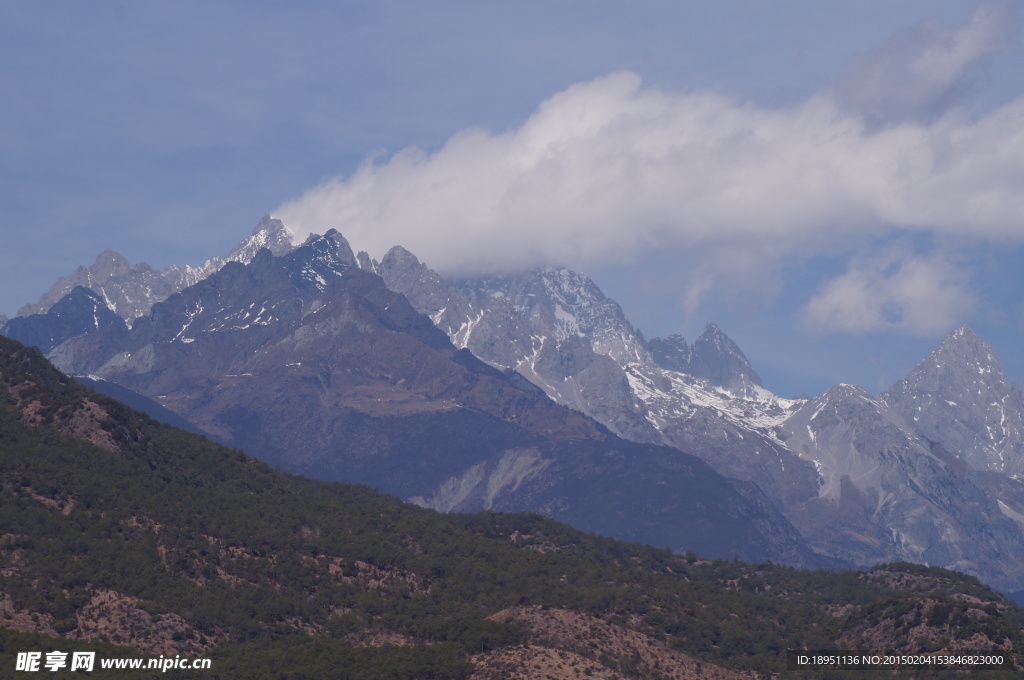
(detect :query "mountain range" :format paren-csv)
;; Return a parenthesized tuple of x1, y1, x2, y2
(3, 333, 1021, 677)
(8, 216, 1024, 593)
(21, 230, 816, 566)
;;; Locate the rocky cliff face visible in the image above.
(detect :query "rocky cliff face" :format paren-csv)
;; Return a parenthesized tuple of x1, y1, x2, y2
(647, 334, 691, 372)
(649, 325, 763, 397)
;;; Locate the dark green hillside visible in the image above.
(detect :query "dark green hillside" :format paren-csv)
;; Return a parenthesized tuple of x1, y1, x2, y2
(1, 336, 1022, 679)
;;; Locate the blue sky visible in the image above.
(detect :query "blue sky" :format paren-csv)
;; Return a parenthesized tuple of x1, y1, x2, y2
(2, 1, 1023, 397)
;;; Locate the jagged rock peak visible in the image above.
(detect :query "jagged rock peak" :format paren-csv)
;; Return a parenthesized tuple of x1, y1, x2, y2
(17, 216, 300, 323)
(16, 249, 152, 319)
(381, 245, 422, 269)
(298, 229, 358, 266)
(90, 250, 137, 278)
(356, 251, 379, 273)
(650, 323, 763, 393)
(884, 325, 1024, 475)
(537, 266, 609, 298)
(268, 230, 360, 294)
(228, 215, 295, 261)
(48, 285, 106, 311)
(896, 325, 1004, 389)
(690, 322, 763, 389)
(696, 322, 727, 346)
(253, 214, 291, 239)
(934, 325, 994, 361)
(377, 246, 455, 310)
(376, 245, 464, 324)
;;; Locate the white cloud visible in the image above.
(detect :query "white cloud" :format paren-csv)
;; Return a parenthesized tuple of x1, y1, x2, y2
(276, 70, 1024, 261)
(802, 248, 975, 335)
(272, 6, 1024, 335)
(835, 1, 1018, 124)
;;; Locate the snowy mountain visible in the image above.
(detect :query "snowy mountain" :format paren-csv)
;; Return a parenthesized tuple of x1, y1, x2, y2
(452, 267, 651, 367)
(43, 233, 821, 566)
(16, 218, 1024, 590)
(373, 247, 818, 505)
(17, 216, 295, 323)
(365, 246, 1024, 590)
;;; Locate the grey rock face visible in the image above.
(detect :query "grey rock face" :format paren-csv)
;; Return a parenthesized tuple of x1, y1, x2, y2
(17, 250, 186, 323)
(221, 215, 295, 264)
(377, 246, 481, 344)
(451, 268, 663, 443)
(778, 382, 1024, 591)
(18, 215, 295, 323)
(647, 334, 691, 373)
(356, 251, 379, 274)
(884, 326, 1024, 478)
(626, 363, 817, 507)
(454, 267, 651, 367)
(690, 323, 764, 395)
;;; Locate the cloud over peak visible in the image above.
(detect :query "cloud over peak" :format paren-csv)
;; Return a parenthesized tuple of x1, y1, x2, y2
(275, 7, 1023, 336)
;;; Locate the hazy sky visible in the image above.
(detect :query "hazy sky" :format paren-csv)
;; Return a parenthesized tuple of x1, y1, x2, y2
(3, 1, 1023, 397)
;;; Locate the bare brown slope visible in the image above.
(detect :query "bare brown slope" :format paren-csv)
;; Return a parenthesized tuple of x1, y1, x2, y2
(471, 606, 749, 680)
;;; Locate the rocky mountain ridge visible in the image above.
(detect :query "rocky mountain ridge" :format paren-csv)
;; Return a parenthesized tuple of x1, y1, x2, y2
(42, 232, 822, 566)
(17, 216, 295, 323)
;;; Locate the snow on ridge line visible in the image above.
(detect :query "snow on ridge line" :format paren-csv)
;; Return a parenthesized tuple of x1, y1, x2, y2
(626, 363, 804, 435)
